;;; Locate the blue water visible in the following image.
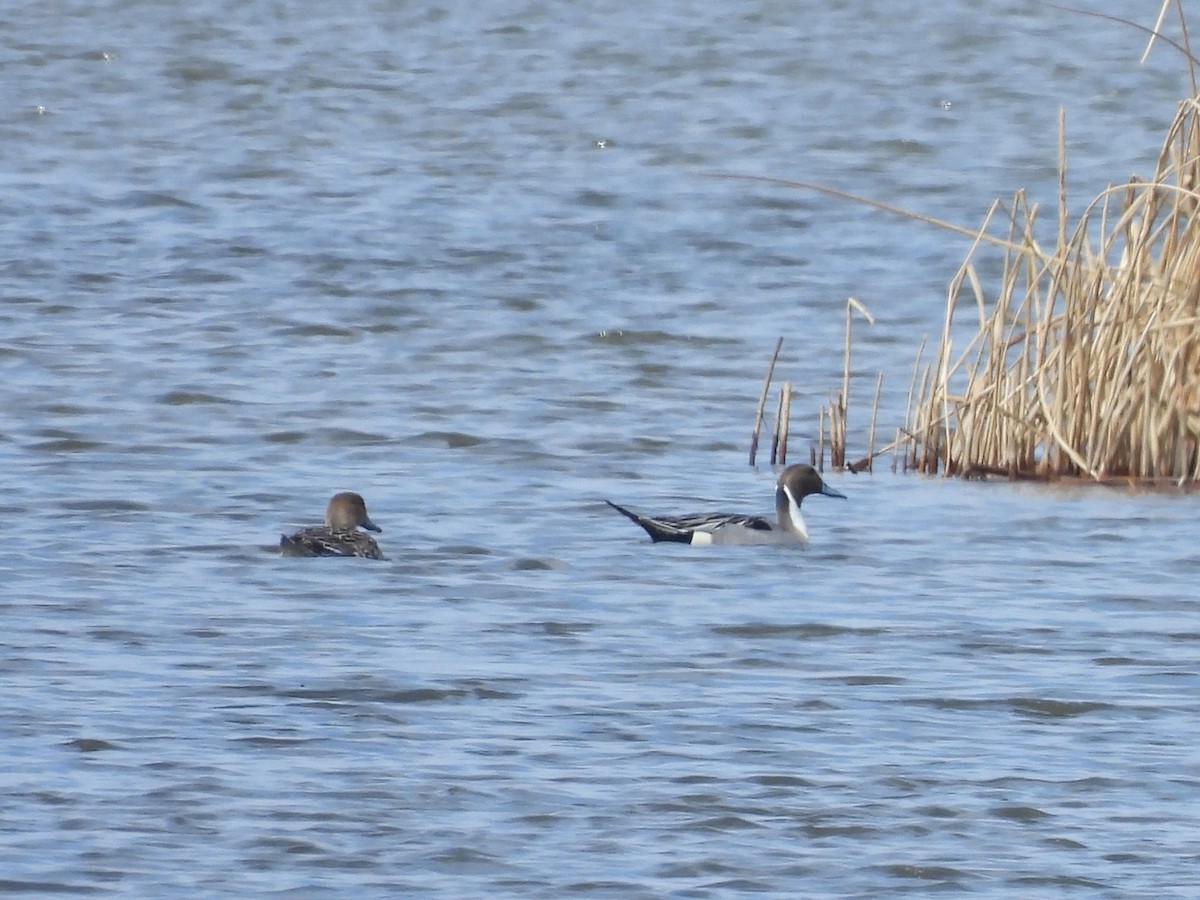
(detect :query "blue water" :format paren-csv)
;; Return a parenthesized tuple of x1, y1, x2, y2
(3, 1, 1199, 896)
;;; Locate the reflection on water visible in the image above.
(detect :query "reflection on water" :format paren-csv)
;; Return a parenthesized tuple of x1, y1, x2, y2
(3, 1, 1198, 895)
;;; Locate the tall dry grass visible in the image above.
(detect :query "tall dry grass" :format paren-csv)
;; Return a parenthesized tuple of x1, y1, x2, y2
(904, 98, 1200, 482)
(735, 3, 1200, 481)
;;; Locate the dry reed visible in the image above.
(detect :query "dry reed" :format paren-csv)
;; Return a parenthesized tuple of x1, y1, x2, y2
(905, 96, 1200, 483)
(829, 298, 876, 470)
(739, 3, 1200, 482)
(749, 336, 783, 465)
(748, 298, 880, 471)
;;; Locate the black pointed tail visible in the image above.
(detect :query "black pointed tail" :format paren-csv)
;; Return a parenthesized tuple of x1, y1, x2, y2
(604, 500, 690, 543)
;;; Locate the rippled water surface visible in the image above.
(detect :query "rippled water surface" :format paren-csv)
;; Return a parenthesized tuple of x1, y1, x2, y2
(4, 1, 1200, 896)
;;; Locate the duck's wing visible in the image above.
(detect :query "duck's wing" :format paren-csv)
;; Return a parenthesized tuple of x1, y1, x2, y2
(688, 512, 773, 534)
(605, 501, 771, 544)
(337, 531, 385, 559)
(281, 529, 323, 557)
(280, 527, 384, 559)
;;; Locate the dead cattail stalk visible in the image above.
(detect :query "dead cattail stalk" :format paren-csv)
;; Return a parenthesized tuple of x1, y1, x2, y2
(867, 372, 883, 471)
(829, 392, 844, 469)
(770, 385, 784, 465)
(817, 405, 826, 471)
(750, 336, 784, 466)
(827, 297, 876, 473)
(779, 381, 792, 464)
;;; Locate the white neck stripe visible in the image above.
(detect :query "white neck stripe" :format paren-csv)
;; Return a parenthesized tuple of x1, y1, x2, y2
(783, 485, 809, 540)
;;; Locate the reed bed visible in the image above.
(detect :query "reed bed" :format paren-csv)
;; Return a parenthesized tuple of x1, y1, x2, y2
(904, 97, 1200, 483)
(741, 5, 1199, 481)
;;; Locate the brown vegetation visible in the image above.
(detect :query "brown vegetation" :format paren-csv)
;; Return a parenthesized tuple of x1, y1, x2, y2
(746, 3, 1200, 484)
(904, 99, 1200, 483)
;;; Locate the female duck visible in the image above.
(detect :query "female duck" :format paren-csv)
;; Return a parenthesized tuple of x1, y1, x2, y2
(605, 463, 845, 545)
(280, 492, 384, 559)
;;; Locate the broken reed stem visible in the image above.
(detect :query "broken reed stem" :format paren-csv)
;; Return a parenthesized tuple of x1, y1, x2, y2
(829, 298, 876, 472)
(867, 372, 883, 472)
(750, 336, 784, 466)
(829, 393, 844, 469)
(770, 385, 784, 465)
(842, 303, 853, 434)
(779, 381, 792, 464)
(903, 336, 928, 471)
(817, 405, 826, 471)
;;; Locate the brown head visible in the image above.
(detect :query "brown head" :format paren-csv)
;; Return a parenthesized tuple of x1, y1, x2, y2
(324, 492, 382, 533)
(774, 464, 845, 538)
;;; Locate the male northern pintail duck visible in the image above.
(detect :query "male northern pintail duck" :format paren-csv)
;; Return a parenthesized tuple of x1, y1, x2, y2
(605, 464, 845, 545)
(280, 492, 384, 559)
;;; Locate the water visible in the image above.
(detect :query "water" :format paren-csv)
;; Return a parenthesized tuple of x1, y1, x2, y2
(3, 1, 1199, 896)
